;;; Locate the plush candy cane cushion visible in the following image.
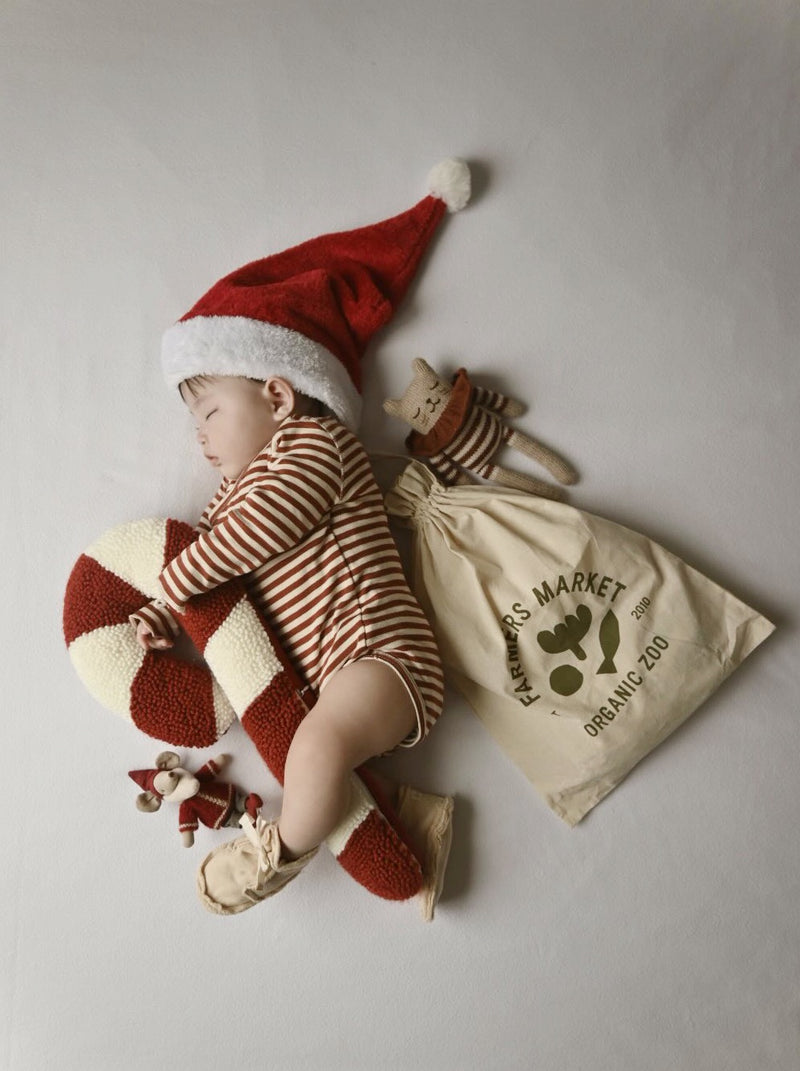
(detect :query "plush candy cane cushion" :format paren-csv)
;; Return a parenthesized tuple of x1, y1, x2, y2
(63, 517, 423, 901)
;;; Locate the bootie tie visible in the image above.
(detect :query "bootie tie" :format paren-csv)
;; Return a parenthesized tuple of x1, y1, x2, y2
(197, 814, 317, 915)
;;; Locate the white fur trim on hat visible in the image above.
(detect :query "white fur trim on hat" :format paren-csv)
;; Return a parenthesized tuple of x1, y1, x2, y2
(427, 158, 471, 212)
(161, 316, 362, 430)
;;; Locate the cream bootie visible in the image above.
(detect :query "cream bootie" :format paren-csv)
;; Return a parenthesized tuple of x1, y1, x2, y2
(197, 814, 317, 915)
(396, 786, 454, 922)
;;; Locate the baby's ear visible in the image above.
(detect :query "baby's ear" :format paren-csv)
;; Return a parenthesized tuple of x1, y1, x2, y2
(263, 376, 295, 417)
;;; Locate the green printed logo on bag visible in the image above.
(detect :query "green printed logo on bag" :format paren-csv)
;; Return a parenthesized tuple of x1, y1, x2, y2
(387, 462, 774, 826)
(500, 573, 679, 739)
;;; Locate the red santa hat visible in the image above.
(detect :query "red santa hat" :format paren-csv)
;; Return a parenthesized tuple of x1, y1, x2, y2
(161, 158, 471, 430)
(128, 768, 162, 797)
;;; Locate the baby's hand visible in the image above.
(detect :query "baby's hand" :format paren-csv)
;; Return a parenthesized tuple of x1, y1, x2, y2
(135, 619, 174, 652)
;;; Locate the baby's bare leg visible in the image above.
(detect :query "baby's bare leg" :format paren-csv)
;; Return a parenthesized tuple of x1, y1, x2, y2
(277, 660, 417, 860)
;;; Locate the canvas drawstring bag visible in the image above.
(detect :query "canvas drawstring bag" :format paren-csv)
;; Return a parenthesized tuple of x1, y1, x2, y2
(385, 461, 774, 825)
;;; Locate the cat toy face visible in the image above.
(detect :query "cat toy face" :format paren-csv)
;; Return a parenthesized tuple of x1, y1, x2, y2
(383, 358, 452, 434)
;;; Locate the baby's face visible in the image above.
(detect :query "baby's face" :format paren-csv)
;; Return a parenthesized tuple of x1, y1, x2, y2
(182, 376, 285, 480)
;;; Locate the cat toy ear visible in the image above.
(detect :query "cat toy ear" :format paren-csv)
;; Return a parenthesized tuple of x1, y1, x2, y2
(412, 357, 437, 378)
(383, 398, 405, 418)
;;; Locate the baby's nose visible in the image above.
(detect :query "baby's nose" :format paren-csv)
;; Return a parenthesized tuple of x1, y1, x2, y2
(195, 427, 207, 444)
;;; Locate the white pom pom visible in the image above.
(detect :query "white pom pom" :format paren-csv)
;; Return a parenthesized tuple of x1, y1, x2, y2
(427, 158, 471, 212)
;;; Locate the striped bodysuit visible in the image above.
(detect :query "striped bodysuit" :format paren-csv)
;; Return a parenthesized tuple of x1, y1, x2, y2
(134, 416, 444, 745)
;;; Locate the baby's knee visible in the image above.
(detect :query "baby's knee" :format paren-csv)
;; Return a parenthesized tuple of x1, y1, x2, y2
(285, 713, 357, 775)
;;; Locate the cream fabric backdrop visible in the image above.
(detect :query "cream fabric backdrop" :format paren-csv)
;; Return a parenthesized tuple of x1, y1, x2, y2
(3, 2, 798, 1069)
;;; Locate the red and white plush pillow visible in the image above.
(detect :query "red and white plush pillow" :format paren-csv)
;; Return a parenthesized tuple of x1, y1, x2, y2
(64, 517, 423, 901)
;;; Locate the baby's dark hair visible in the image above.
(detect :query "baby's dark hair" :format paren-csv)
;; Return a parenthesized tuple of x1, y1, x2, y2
(179, 373, 327, 417)
(180, 373, 219, 398)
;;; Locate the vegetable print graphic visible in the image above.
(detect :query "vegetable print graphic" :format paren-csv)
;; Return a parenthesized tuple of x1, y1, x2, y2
(537, 606, 620, 697)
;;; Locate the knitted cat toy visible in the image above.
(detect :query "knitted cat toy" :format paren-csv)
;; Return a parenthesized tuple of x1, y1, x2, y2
(384, 359, 577, 499)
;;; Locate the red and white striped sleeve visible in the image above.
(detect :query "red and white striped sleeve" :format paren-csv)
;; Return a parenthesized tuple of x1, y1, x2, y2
(194, 488, 227, 533)
(129, 598, 182, 639)
(157, 421, 342, 613)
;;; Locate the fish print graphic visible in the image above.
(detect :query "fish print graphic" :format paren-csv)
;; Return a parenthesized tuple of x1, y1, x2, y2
(597, 609, 620, 674)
